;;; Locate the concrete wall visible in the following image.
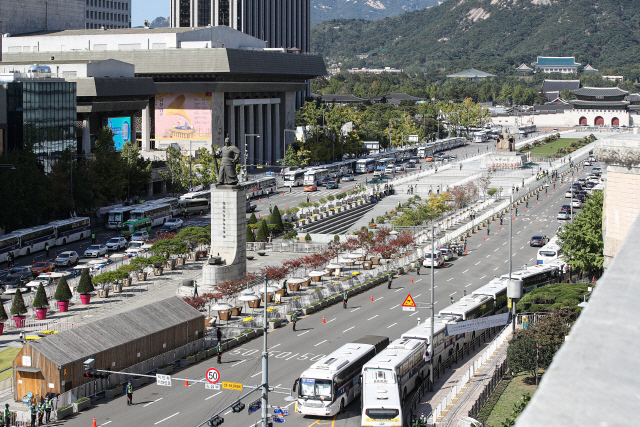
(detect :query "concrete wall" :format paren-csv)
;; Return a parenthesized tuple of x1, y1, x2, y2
(0, 59, 134, 78)
(491, 110, 634, 129)
(0, 0, 85, 37)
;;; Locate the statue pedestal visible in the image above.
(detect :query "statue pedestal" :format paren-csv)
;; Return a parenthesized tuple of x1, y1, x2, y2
(482, 152, 527, 170)
(201, 186, 247, 288)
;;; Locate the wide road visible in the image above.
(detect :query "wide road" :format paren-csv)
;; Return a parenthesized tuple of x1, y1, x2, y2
(58, 161, 597, 427)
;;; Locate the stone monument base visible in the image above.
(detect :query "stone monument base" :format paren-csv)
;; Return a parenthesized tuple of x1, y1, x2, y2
(482, 152, 527, 170)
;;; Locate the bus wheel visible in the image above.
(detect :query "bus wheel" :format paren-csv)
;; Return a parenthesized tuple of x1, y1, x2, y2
(63, 239, 66, 245)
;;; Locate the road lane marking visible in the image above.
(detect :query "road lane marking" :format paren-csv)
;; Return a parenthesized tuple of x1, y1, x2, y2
(155, 413, 179, 424)
(231, 360, 247, 367)
(466, 283, 473, 287)
(449, 292, 457, 296)
(494, 267, 499, 271)
(271, 344, 281, 349)
(521, 246, 524, 249)
(314, 340, 327, 347)
(205, 392, 222, 401)
(326, 318, 336, 323)
(368, 315, 378, 320)
(480, 275, 486, 279)
(298, 331, 310, 336)
(390, 304, 400, 309)
(286, 353, 299, 360)
(144, 398, 163, 407)
(447, 278, 453, 281)
(503, 242, 506, 245)
(100, 421, 112, 426)
(387, 323, 397, 328)
(494, 248, 499, 252)
(415, 294, 421, 298)
(351, 307, 361, 312)
(462, 269, 468, 273)
(505, 260, 508, 263)
(343, 326, 354, 333)
(415, 279, 423, 282)
(251, 372, 261, 378)
(486, 255, 490, 258)
(395, 288, 403, 292)
(475, 261, 481, 265)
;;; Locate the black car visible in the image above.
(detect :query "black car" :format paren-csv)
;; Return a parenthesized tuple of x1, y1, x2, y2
(159, 224, 178, 233)
(2, 267, 32, 287)
(529, 235, 548, 247)
(561, 205, 574, 214)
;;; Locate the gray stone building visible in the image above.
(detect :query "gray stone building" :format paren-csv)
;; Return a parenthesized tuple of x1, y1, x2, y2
(84, 0, 131, 29)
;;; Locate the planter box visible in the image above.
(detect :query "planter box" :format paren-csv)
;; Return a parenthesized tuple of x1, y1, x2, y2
(196, 352, 207, 362)
(218, 310, 231, 320)
(286, 314, 294, 322)
(303, 306, 315, 315)
(269, 319, 281, 330)
(237, 335, 247, 343)
(157, 366, 173, 375)
(131, 376, 149, 388)
(363, 261, 372, 270)
(248, 299, 261, 309)
(206, 348, 217, 358)
(246, 331, 256, 339)
(230, 306, 243, 316)
(180, 357, 195, 368)
(97, 289, 109, 298)
(73, 399, 91, 412)
(112, 283, 123, 293)
(320, 301, 328, 308)
(153, 267, 164, 276)
(57, 406, 74, 419)
(122, 277, 132, 287)
(105, 385, 123, 399)
(137, 272, 147, 281)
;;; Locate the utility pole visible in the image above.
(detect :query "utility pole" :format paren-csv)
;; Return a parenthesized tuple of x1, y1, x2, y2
(261, 274, 269, 427)
(429, 224, 435, 391)
(509, 194, 516, 331)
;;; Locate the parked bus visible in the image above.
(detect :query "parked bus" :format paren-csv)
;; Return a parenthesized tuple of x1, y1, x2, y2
(375, 158, 395, 171)
(518, 124, 537, 136)
(178, 198, 210, 215)
(283, 169, 307, 187)
(180, 190, 212, 202)
(51, 217, 91, 245)
(355, 158, 376, 173)
(152, 197, 181, 217)
(121, 218, 152, 238)
(106, 206, 137, 230)
(501, 265, 560, 294)
(537, 236, 562, 265)
(360, 373, 402, 427)
(240, 177, 277, 198)
(471, 278, 509, 314)
(0, 235, 20, 263)
(129, 204, 172, 227)
(304, 168, 329, 186)
(401, 317, 461, 378)
(6, 225, 56, 257)
(439, 295, 495, 321)
(294, 336, 388, 417)
(473, 130, 490, 143)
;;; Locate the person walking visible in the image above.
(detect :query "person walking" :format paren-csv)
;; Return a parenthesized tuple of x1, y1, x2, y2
(126, 381, 133, 406)
(44, 397, 52, 423)
(515, 207, 518, 216)
(216, 327, 222, 344)
(487, 226, 490, 236)
(450, 297, 455, 304)
(388, 273, 393, 289)
(91, 233, 96, 244)
(464, 289, 467, 297)
(292, 312, 297, 331)
(217, 342, 223, 364)
(3, 404, 9, 427)
(342, 291, 348, 309)
(30, 401, 37, 427)
(500, 216, 503, 226)
(193, 281, 198, 297)
(45, 243, 50, 257)
(289, 186, 292, 193)
(416, 260, 421, 275)
(184, 207, 188, 217)
(6, 252, 11, 268)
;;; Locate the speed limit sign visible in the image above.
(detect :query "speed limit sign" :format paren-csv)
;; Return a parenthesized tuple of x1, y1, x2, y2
(206, 368, 221, 384)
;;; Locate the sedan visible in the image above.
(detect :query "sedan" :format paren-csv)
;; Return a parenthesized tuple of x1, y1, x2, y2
(84, 244, 108, 258)
(565, 191, 574, 198)
(326, 180, 339, 190)
(106, 237, 128, 251)
(557, 211, 570, 220)
(583, 161, 591, 166)
(2, 267, 33, 287)
(406, 161, 416, 169)
(529, 236, 548, 247)
(55, 251, 79, 267)
(131, 231, 149, 241)
(159, 223, 178, 233)
(342, 174, 355, 182)
(395, 164, 405, 172)
(572, 200, 581, 208)
(165, 218, 184, 228)
(384, 166, 395, 175)
(303, 184, 317, 192)
(30, 261, 55, 276)
(425, 156, 434, 162)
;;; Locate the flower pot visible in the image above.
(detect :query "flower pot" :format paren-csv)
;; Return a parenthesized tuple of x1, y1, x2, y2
(79, 294, 92, 305)
(153, 267, 164, 276)
(371, 257, 380, 265)
(288, 283, 300, 292)
(261, 294, 273, 303)
(122, 277, 132, 287)
(105, 385, 123, 399)
(231, 306, 243, 316)
(167, 258, 177, 270)
(157, 365, 173, 375)
(275, 289, 287, 297)
(137, 272, 147, 281)
(363, 261, 372, 270)
(112, 283, 123, 293)
(269, 319, 282, 330)
(218, 310, 231, 320)
(248, 299, 261, 309)
(35, 308, 48, 320)
(73, 399, 91, 412)
(97, 289, 109, 298)
(57, 301, 70, 312)
(131, 376, 149, 387)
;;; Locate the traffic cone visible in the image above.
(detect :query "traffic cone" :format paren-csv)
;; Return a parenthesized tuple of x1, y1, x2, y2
(91, 417, 98, 427)
(200, 213, 202, 218)
(483, 236, 486, 242)
(411, 277, 414, 283)
(258, 214, 261, 218)
(371, 294, 374, 302)
(322, 315, 326, 324)
(464, 248, 467, 255)
(184, 376, 189, 386)
(499, 226, 501, 231)
(282, 192, 285, 196)
(443, 261, 446, 268)
(287, 206, 289, 209)
(259, 198, 261, 202)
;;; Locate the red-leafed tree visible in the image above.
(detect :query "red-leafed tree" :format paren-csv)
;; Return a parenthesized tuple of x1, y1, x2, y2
(283, 257, 304, 277)
(394, 231, 415, 255)
(260, 265, 287, 281)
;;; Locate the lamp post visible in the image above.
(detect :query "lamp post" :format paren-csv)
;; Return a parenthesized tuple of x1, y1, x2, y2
(244, 134, 260, 181)
(0, 164, 16, 170)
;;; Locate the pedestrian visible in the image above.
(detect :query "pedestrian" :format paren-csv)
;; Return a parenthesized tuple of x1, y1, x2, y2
(416, 260, 421, 275)
(289, 186, 292, 193)
(91, 233, 96, 244)
(217, 342, 223, 364)
(184, 207, 188, 217)
(545, 187, 548, 195)
(526, 200, 529, 208)
(388, 273, 393, 289)
(38, 400, 44, 426)
(292, 312, 297, 331)
(44, 397, 52, 423)
(193, 281, 198, 297)
(45, 243, 50, 257)
(216, 327, 222, 344)
(500, 216, 503, 226)
(460, 164, 462, 170)
(451, 297, 455, 304)
(417, 318, 421, 326)
(464, 289, 467, 297)
(536, 193, 539, 201)
(30, 401, 37, 427)
(343, 291, 348, 309)
(487, 226, 490, 236)
(306, 195, 310, 203)
(407, 185, 410, 194)
(267, 189, 270, 199)
(3, 404, 9, 427)
(515, 207, 518, 216)
(126, 381, 133, 406)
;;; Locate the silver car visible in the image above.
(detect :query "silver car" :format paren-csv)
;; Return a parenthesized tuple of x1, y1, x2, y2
(106, 237, 128, 251)
(84, 244, 108, 257)
(557, 211, 570, 220)
(55, 251, 79, 266)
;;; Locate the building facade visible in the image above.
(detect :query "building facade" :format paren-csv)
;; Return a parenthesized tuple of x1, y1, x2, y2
(531, 56, 581, 74)
(84, 0, 131, 29)
(569, 87, 631, 127)
(169, 0, 310, 53)
(0, 0, 85, 37)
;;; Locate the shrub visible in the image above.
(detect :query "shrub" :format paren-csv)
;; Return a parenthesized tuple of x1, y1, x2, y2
(246, 225, 255, 242)
(271, 206, 284, 234)
(283, 230, 298, 240)
(0, 300, 7, 322)
(54, 276, 72, 302)
(32, 283, 49, 308)
(305, 233, 312, 242)
(327, 195, 335, 201)
(147, 255, 167, 268)
(319, 198, 327, 204)
(256, 220, 269, 242)
(10, 289, 27, 316)
(74, 397, 89, 404)
(57, 405, 72, 411)
(488, 188, 498, 196)
(248, 213, 258, 225)
(283, 222, 294, 230)
(77, 268, 94, 294)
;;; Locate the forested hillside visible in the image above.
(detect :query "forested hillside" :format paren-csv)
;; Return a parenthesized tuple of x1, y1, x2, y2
(311, 0, 439, 24)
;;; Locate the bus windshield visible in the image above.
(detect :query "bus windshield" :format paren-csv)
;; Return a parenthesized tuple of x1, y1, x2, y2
(109, 212, 123, 222)
(299, 379, 332, 400)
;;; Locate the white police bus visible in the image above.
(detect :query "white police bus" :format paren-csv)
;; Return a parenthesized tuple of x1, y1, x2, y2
(51, 217, 91, 245)
(129, 203, 172, 227)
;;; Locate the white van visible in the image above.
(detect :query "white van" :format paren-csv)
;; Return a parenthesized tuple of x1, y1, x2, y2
(423, 249, 444, 268)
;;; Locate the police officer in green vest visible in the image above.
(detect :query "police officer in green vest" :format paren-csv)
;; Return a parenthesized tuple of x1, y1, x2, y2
(291, 312, 297, 331)
(217, 342, 223, 364)
(342, 291, 348, 309)
(44, 397, 52, 423)
(29, 401, 37, 427)
(126, 381, 133, 406)
(3, 403, 10, 427)
(91, 233, 96, 244)
(45, 243, 50, 257)
(37, 400, 45, 426)
(416, 260, 421, 275)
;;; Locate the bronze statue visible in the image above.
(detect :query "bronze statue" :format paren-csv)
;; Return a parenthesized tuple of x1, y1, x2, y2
(214, 136, 241, 186)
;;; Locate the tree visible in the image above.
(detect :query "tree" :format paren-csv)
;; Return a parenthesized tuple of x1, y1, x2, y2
(150, 238, 189, 257)
(194, 147, 219, 187)
(32, 284, 49, 309)
(54, 276, 73, 301)
(10, 289, 27, 316)
(176, 227, 211, 249)
(0, 302, 7, 323)
(248, 213, 258, 225)
(283, 145, 301, 167)
(270, 206, 284, 234)
(246, 224, 255, 242)
(506, 332, 538, 377)
(159, 146, 194, 192)
(557, 190, 604, 275)
(121, 141, 153, 199)
(77, 268, 95, 294)
(88, 128, 128, 205)
(256, 220, 269, 242)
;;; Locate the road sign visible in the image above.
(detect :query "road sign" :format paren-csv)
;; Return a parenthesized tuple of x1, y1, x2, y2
(402, 293, 416, 311)
(156, 374, 171, 387)
(222, 381, 243, 391)
(248, 399, 262, 415)
(274, 407, 289, 416)
(206, 368, 221, 384)
(272, 416, 285, 423)
(205, 383, 221, 390)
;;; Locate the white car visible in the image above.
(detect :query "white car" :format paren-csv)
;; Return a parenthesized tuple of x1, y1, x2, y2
(572, 200, 581, 208)
(565, 191, 573, 198)
(384, 166, 395, 174)
(165, 218, 184, 228)
(125, 240, 151, 256)
(84, 244, 108, 258)
(423, 250, 444, 268)
(55, 251, 79, 267)
(583, 161, 591, 166)
(131, 230, 150, 241)
(557, 211, 570, 220)
(342, 174, 354, 182)
(373, 170, 383, 177)
(395, 164, 405, 172)
(106, 237, 128, 251)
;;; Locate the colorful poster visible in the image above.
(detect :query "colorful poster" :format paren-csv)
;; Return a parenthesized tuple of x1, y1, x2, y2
(155, 92, 212, 141)
(107, 117, 131, 150)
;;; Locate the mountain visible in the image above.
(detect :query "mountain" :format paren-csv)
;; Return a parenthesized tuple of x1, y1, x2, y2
(150, 16, 170, 28)
(311, 0, 440, 24)
(311, 0, 640, 72)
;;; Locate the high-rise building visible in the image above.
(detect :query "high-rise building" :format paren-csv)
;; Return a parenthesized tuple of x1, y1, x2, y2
(169, 0, 310, 53)
(83, 0, 131, 29)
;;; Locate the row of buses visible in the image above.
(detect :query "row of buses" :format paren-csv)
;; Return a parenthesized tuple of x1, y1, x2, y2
(293, 260, 568, 426)
(355, 148, 416, 174)
(284, 160, 358, 187)
(415, 137, 466, 159)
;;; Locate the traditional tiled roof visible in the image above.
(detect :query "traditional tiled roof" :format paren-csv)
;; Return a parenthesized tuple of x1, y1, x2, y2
(320, 94, 367, 103)
(446, 68, 497, 79)
(542, 79, 581, 93)
(532, 56, 581, 67)
(625, 93, 640, 103)
(516, 63, 533, 71)
(570, 87, 629, 97)
(569, 100, 629, 107)
(583, 64, 598, 73)
(535, 104, 574, 112)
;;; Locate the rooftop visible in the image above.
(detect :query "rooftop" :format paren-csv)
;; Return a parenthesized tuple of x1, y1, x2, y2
(446, 68, 497, 79)
(515, 63, 533, 71)
(532, 56, 581, 67)
(570, 87, 629, 97)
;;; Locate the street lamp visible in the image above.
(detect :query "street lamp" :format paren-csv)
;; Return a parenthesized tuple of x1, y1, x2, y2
(244, 134, 260, 181)
(0, 164, 16, 170)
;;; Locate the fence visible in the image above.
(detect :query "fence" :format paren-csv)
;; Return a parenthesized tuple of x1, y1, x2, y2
(467, 358, 509, 421)
(515, 312, 549, 329)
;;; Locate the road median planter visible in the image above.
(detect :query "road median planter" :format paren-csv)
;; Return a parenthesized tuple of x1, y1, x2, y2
(57, 405, 73, 420)
(73, 398, 91, 413)
(196, 351, 207, 362)
(180, 356, 195, 367)
(105, 384, 123, 399)
(131, 376, 149, 387)
(157, 365, 173, 375)
(269, 319, 281, 330)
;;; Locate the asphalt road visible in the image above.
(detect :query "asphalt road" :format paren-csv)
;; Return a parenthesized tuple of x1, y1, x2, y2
(55, 161, 597, 427)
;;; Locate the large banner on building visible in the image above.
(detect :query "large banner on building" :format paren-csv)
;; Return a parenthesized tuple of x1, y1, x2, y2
(155, 92, 212, 141)
(445, 313, 511, 336)
(107, 117, 131, 150)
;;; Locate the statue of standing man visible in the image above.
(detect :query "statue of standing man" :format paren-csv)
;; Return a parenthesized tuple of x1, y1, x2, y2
(215, 136, 241, 186)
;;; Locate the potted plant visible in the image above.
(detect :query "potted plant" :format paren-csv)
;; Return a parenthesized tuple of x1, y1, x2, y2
(73, 397, 91, 412)
(56, 404, 73, 420)
(105, 383, 123, 399)
(77, 268, 94, 305)
(148, 255, 167, 276)
(117, 264, 136, 286)
(0, 302, 7, 335)
(130, 257, 151, 281)
(10, 289, 28, 328)
(54, 276, 72, 312)
(32, 283, 49, 320)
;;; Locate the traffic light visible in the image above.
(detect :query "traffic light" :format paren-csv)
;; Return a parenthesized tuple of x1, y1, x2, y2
(231, 402, 245, 413)
(208, 416, 224, 426)
(83, 369, 96, 378)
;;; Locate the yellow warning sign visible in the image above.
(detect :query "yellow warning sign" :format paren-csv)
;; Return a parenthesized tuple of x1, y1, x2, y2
(402, 294, 416, 311)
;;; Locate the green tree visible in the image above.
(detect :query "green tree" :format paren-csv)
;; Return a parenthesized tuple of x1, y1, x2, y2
(54, 276, 73, 301)
(0, 302, 7, 323)
(32, 283, 49, 308)
(506, 332, 538, 377)
(10, 289, 27, 316)
(500, 83, 513, 105)
(248, 213, 258, 225)
(270, 206, 284, 234)
(283, 145, 300, 167)
(89, 128, 128, 205)
(121, 141, 153, 199)
(246, 224, 255, 242)
(77, 268, 95, 294)
(256, 220, 269, 242)
(557, 190, 604, 274)
(149, 238, 189, 257)
(176, 227, 211, 248)
(194, 147, 219, 187)
(159, 146, 193, 192)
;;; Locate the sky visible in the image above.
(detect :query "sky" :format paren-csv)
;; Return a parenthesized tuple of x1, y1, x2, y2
(132, 0, 169, 27)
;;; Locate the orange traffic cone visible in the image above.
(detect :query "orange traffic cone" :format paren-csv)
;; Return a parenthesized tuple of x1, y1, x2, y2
(322, 315, 326, 324)
(464, 248, 467, 255)
(499, 226, 502, 231)
(282, 192, 285, 196)
(259, 198, 261, 202)
(371, 294, 374, 302)
(411, 277, 414, 283)
(443, 261, 446, 268)
(287, 206, 289, 209)
(184, 376, 189, 386)
(483, 236, 486, 242)
(91, 417, 98, 427)
(513, 217, 515, 220)
(200, 213, 202, 218)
